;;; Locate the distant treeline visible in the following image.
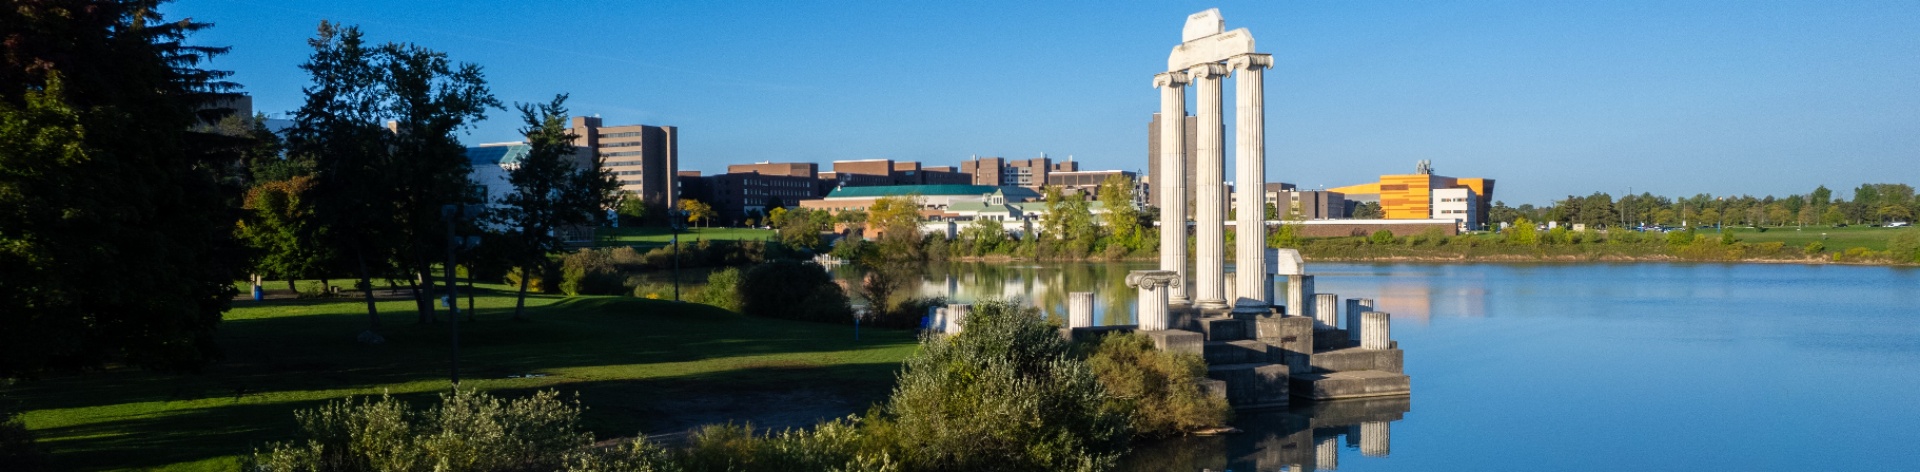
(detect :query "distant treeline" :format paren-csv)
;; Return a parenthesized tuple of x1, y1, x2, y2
(1491, 183, 1916, 228)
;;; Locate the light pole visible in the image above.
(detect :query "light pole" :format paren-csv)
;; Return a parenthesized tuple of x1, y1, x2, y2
(441, 203, 481, 386)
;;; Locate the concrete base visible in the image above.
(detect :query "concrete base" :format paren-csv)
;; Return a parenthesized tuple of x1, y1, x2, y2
(1289, 370, 1411, 400)
(1143, 329, 1205, 356)
(1203, 340, 1269, 365)
(1309, 347, 1404, 374)
(1207, 362, 1291, 408)
(1196, 316, 1252, 341)
(1255, 316, 1314, 373)
(1196, 378, 1229, 403)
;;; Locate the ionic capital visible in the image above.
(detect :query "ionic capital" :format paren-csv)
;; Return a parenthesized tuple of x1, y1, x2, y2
(1127, 270, 1184, 289)
(1152, 71, 1189, 89)
(1226, 53, 1273, 72)
(1186, 62, 1229, 80)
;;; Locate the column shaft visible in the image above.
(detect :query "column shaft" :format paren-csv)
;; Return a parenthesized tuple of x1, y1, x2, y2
(1232, 56, 1270, 308)
(1191, 64, 1227, 309)
(1348, 298, 1374, 341)
(1068, 292, 1094, 328)
(1315, 293, 1340, 331)
(1286, 275, 1314, 318)
(1361, 311, 1391, 349)
(947, 304, 972, 335)
(1155, 74, 1190, 304)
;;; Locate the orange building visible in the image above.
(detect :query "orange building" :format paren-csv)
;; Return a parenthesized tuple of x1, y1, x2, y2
(1330, 162, 1494, 227)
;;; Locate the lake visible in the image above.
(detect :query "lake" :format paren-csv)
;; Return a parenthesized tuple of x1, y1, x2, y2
(843, 262, 1920, 471)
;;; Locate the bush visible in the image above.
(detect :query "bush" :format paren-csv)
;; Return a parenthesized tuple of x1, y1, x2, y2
(560, 249, 626, 296)
(631, 282, 676, 300)
(1665, 228, 1697, 248)
(1804, 241, 1826, 254)
(247, 389, 596, 472)
(1367, 230, 1395, 245)
(869, 299, 1130, 471)
(689, 267, 742, 311)
(505, 266, 558, 294)
(739, 260, 853, 323)
(1, 401, 44, 472)
(1889, 231, 1920, 263)
(1546, 226, 1571, 245)
(1084, 333, 1230, 438)
(675, 420, 897, 472)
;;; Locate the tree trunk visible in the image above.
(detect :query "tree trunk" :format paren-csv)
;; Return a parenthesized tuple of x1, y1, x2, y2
(513, 264, 531, 321)
(356, 250, 380, 328)
(464, 266, 476, 322)
(287, 279, 297, 294)
(408, 274, 429, 324)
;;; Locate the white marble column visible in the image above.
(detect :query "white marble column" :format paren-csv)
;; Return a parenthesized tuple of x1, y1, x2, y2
(1127, 270, 1182, 330)
(1190, 63, 1229, 309)
(1286, 274, 1314, 318)
(1068, 292, 1094, 328)
(1229, 54, 1272, 310)
(947, 304, 972, 335)
(1315, 293, 1340, 331)
(1153, 72, 1191, 305)
(1361, 311, 1391, 349)
(1347, 298, 1373, 341)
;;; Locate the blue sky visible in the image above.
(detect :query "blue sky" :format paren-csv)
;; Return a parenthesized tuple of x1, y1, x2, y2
(163, 0, 1919, 205)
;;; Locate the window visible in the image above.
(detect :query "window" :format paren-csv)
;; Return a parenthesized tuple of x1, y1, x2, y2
(602, 141, 643, 148)
(599, 131, 645, 138)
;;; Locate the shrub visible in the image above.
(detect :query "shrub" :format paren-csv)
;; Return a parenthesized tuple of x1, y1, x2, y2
(689, 267, 742, 311)
(675, 420, 897, 472)
(1504, 217, 1538, 245)
(1890, 231, 1920, 263)
(0, 401, 44, 472)
(1755, 241, 1786, 256)
(631, 282, 675, 300)
(1367, 230, 1395, 245)
(246, 389, 595, 472)
(505, 266, 558, 294)
(1665, 228, 1696, 248)
(870, 299, 1130, 471)
(1546, 226, 1571, 245)
(1804, 241, 1826, 254)
(739, 260, 853, 323)
(1084, 333, 1230, 438)
(560, 249, 626, 296)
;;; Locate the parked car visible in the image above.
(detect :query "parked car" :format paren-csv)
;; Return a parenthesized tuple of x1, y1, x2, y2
(1890, 221, 1911, 228)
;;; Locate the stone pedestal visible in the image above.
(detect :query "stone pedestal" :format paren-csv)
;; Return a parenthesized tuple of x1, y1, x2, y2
(1314, 293, 1340, 332)
(1190, 63, 1228, 309)
(1128, 270, 1182, 330)
(1346, 298, 1373, 341)
(946, 304, 972, 335)
(1067, 292, 1094, 328)
(1361, 311, 1391, 350)
(1153, 72, 1190, 305)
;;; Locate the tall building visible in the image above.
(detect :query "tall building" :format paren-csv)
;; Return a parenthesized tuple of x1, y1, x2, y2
(1046, 170, 1137, 199)
(1145, 112, 1201, 207)
(1329, 161, 1494, 229)
(1268, 188, 1346, 220)
(570, 117, 677, 209)
(959, 156, 1077, 189)
(821, 159, 968, 187)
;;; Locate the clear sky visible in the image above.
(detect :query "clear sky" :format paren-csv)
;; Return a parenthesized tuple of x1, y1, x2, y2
(162, 0, 1920, 205)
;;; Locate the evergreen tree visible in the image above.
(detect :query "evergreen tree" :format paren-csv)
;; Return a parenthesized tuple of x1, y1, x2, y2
(499, 94, 617, 320)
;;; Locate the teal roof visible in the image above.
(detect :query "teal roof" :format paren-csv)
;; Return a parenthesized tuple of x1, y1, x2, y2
(826, 184, 1000, 198)
(466, 144, 530, 167)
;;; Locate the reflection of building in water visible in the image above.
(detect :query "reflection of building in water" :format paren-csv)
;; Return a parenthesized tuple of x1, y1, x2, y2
(1121, 397, 1413, 470)
(1359, 281, 1489, 323)
(1120, 396, 1410, 471)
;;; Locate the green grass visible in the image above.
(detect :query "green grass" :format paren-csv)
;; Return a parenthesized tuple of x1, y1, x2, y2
(1719, 225, 1913, 251)
(596, 226, 775, 248)
(8, 285, 917, 471)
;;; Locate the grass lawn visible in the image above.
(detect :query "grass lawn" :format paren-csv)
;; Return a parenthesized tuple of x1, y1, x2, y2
(8, 285, 917, 471)
(1721, 225, 1913, 251)
(596, 226, 775, 248)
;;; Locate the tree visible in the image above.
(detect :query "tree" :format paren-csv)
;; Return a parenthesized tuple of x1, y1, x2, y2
(237, 176, 336, 293)
(1505, 217, 1539, 245)
(2, 0, 244, 377)
(774, 207, 827, 252)
(866, 194, 925, 260)
(499, 94, 618, 320)
(679, 199, 714, 228)
(1352, 201, 1384, 219)
(287, 22, 397, 328)
(1097, 175, 1142, 251)
(615, 190, 648, 226)
(961, 217, 1009, 255)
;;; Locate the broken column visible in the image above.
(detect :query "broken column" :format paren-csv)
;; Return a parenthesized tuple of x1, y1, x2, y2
(1361, 311, 1391, 350)
(1068, 292, 1094, 328)
(1314, 293, 1340, 332)
(1346, 298, 1373, 341)
(1286, 275, 1314, 319)
(1223, 271, 1237, 305)
(1127, 270, 1182, 330)
(947, 304, 971, 335)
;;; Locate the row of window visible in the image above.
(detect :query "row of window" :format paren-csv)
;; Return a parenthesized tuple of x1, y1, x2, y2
(599, 131, 645, 138)
(604, 150, 645, 157)
(606, 160, 645, 167)
(602, 141, 643, 148)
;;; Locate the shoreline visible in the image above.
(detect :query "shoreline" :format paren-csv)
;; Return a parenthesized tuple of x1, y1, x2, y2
(934, 253, 1913, 267)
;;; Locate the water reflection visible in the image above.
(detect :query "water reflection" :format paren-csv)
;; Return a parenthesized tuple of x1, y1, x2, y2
(832, 262, 1154, 326)
(1121, 397, 1412, 472)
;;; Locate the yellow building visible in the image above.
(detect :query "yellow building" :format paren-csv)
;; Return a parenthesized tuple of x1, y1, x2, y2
(1330, 163, 1494, 227)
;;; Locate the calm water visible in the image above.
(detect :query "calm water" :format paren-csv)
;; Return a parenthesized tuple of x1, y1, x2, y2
(846, 262, 1920, 471)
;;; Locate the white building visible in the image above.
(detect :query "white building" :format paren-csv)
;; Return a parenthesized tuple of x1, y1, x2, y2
(1430, 187, 1481, 231)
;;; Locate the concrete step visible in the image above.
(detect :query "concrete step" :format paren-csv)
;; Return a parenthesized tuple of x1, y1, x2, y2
(1203, 340, 1270, 365)
(1288, 369, 1410, 400)
(1309, 347, 1403, 374)
(1314, 330, 1358, 350)
(1205, 362, 1290, 408)
(1196, 316, 1251, 341)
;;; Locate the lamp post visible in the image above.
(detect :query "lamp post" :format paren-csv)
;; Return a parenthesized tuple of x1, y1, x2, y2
(441, 203, 482, 385)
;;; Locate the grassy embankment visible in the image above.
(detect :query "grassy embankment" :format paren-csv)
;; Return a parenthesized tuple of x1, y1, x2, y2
(1292, 226, 1917, 264)
(8, 284, 915, 471)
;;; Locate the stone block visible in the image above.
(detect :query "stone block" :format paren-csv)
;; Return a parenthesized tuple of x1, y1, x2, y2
(1288, 370, 1410, 400)
(1207, 362, 1291, 408)
(1195, 378, 1228, 402)
(1308, 347, 1403, 374)
(1254, 316, 1313, 371)
(1203, 340, 1269, 365)
(1143, 329, 1204, 356)
(1196, 316, 1251, 341)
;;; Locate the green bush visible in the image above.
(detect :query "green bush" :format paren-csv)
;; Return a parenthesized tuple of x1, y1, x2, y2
(1546, 226, 1571, 245)
(560, 249, 626, 296)
(689, 267, 742, 311)
(869, 299, 1130, 471)
(675, 420, 897, 472)
(739, 260, 853, 323)
(247, 389, 598, 472)
(1084, 333, 1230, 438)
(1665, 228, 1697, 248)
(1367, 230, 1395, 245)
(1889, 231, 1920, 263)
(1804, 241, 1826, 254)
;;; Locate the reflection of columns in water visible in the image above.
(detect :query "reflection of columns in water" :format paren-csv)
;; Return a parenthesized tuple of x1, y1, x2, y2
(1153, 72, 1190, 305)
(1347, 298, 1373, 341)
(1315, 293, 1340, 331)
(1359, 421, 1391, 457)
(1068, 292, 1094, 328)
(1190, 62, 1229, 309)
(1229, 53, 1272, 308)
(1315, 436, 1340, 470)
(1361, 311, 1391, 350)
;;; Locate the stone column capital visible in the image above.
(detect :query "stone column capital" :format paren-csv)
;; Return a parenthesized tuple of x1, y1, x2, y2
(1226, 53, 1274, 72)
(1186, 62, 1229, 80)
(1152, 71, 1189, 89)
(1126, 270, 1183, 289)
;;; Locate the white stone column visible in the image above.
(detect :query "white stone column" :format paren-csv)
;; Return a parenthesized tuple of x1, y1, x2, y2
(1315, 293, 1340, 331)
(1127, 270, 1182, 330)
(1348, 298, 1373, 341)
(947, 304, 972, 335)
(1223, 271, 1237, 304)
(1286, 274, 1314, 318)
(1068, 292, 1094, 328)
(1229, 54, 1272, 310)
(1189, 63, 1229, 309)
(1154, 72, 1191, 305)
(1361, 311, 1391, 349)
